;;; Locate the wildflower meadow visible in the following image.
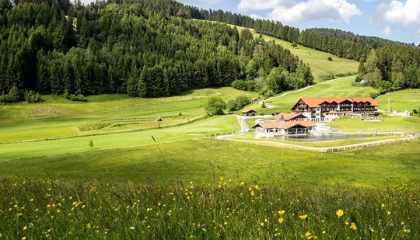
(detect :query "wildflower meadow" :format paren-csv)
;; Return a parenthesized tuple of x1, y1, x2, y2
(0, 179, 418, 239)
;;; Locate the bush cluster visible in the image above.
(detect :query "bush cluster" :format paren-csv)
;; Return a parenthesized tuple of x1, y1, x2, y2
(227, 95, 251, 111)
(204, 97, 226, 116)
(63, 91, 88, 102)
(25, 90, 42, 103)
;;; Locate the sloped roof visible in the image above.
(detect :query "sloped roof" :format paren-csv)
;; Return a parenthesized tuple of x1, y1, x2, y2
(253, 121, 315, 129)
(295, 97, 377, 108)
(273, 113, 307, 121)
(351, 97, 378, 106)
(242, 109, 257, 113)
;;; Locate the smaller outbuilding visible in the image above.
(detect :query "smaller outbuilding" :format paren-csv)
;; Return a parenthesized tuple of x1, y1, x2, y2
(252, 121, 316, 137)
(242, 109, 257, 117)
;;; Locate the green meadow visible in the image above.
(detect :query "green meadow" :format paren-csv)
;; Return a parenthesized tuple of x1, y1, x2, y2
(376, 89, 420, 112)
(0, 88, 256, 142)
(0, 139, 419, 187)
(1, 179, 418, 240)
(232, 25, 358, 82)
(262, 35, 359, 81)
(0, 25, 418, 240)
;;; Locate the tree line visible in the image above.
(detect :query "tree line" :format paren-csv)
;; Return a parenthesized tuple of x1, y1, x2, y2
(356, 45, 420, 94)
(138, 0, 418, 94)
(0, 0, 313, 102)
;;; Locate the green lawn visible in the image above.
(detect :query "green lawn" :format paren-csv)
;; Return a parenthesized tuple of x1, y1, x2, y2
(330, 116, 420, 133)
(0, 88, 255, 142)
(0, 139, 418, 188)
(0, 115, 239, 161)
(376, 89, 420, 112)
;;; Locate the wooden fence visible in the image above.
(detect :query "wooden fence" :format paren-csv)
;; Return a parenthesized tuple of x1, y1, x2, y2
(223, 136, 418, 153)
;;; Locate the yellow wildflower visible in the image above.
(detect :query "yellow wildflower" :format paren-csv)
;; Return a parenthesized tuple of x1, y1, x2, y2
(278, 210, 285, 215)
(299, 214, 308, 220)
(350, 222, 358, 231)
(21, 237, 26, 240)
(336, 209, 344, 217)
(305, 231, 312, 239)
(23, 226, 27, 231)
(278, 217, 284, 224)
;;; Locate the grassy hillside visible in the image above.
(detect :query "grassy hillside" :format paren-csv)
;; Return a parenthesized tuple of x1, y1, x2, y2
(376, 89, 420, 112)
(0, 88, 256, 142)
(0, 139, 418, 187)
(233, 25, 358, 82)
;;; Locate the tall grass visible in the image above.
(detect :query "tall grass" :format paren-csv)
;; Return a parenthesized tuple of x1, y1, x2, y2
(0, 179, 418, 239)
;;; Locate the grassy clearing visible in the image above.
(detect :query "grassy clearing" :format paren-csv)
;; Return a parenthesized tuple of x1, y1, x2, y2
(376, 89, 420, 112)
(0, 88, 256, 142)
(262, 35, 358, 81)
(231, 25, 358, 82)
(0, 115, 239, 161)
(0, 179, 418, 239)
(0, 139, 419, 187)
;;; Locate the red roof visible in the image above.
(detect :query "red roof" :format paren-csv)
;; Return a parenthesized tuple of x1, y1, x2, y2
(273, 113, 306, 121)
(297, 97, 377, 108)
(351, 97, 378, 106)
(253, 121, 315, 129)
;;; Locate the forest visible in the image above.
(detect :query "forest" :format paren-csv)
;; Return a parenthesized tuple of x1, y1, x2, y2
(0, 0, 418, 102)
(356, 45, 420, 93)
(0, 0, 312, 102)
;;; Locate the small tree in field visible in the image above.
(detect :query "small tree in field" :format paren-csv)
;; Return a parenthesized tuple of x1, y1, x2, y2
(327, 57, 333, 61)
(261, 101, 266, 108)
(89, 140, 94, 150)
(204, 97, 226, 116)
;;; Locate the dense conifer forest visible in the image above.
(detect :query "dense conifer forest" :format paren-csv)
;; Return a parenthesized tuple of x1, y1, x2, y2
(0, 0, 313, 101)
(0, 0, 418, 102)
(356, 45, 420, 93)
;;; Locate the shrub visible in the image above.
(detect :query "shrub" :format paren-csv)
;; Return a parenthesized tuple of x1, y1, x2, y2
(64, 91, 88, 102)
(370, 91, 381, 99)
(0, 86, 22, 103)
(327, 57, 333, 61)
(25, 90, 42, 103)
(227, 95, 251, 111)
(261, 101, 266, 108)
(204, 97, 226, 116)
(291, 42, 298, 48)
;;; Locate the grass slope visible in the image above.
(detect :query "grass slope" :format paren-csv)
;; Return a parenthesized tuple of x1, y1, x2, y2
(0, 139, 418, 188)
(233, 25, 358, 82)
(0, 87, 256, 142)
(376, 89, 420, 112)
(262, 35, 358, 81)
(0, 115, 239, 161)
